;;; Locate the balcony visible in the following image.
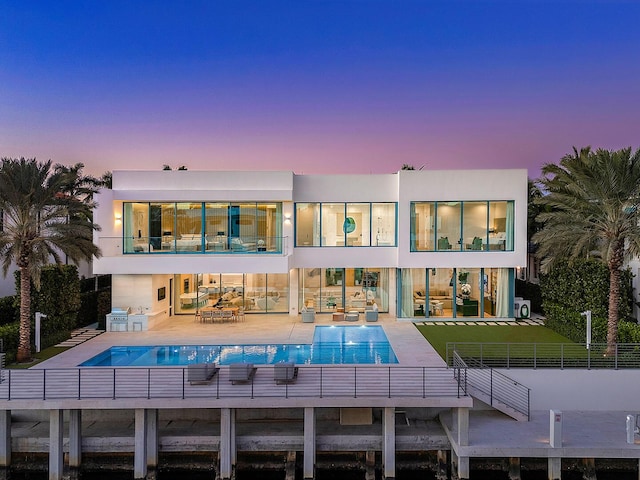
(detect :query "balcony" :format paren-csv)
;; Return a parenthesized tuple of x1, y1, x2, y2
(98, 236, 289, 256)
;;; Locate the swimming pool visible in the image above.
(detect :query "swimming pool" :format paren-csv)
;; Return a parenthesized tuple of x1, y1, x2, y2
(80, 325, 398, 366)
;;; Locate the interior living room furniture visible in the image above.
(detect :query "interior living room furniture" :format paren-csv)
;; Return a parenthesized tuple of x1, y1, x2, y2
(466, 236, 482, 250)
(301, 308, 315, 323)
(365, 306, 378, 322)
(345, 310, 359, 322)
(230, 237, 257, 252)
(456, 297, 479, 316)
(437, 236, 452, 250)
(430, 300, 444, 316)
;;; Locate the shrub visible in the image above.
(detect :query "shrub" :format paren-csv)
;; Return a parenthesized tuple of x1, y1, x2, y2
(540, 258, 637, 343)
(0, 322, 20, 363)
(0, 296, 17, 326)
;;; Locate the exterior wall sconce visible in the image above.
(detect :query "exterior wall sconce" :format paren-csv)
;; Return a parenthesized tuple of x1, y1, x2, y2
(114, 212, 122, 225)
(284, 214, 291, 225)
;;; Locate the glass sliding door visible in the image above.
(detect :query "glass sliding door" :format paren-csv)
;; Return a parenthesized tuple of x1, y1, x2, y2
(428, 268, 454, 317)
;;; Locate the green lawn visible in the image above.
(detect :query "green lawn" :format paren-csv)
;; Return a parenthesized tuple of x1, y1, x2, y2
(8, 346, 71, 369)
(416, 324, 574, 360)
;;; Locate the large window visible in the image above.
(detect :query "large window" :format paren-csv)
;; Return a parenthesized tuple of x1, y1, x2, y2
(175, 272, 288, 314)
(398, 267, 513, 318)
(299, 267, 389, 313)
(295, 202, 396, 247)
(410, 201, 514, 252)
(123, 202, 282, 253)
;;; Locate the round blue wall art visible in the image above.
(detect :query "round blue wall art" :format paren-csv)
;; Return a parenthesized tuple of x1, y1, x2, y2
(343, 217, 356, 233)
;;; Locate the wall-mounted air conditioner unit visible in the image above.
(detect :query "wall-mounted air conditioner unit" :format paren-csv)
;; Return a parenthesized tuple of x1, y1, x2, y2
(514, 299, 531, 319)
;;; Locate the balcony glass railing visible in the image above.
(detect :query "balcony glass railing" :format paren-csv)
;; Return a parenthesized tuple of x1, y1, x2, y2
(98, 236, 287, 256)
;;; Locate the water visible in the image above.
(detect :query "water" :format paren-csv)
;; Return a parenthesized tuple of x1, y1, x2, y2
(80, 325, 398, 366)
(7, 469, 638, 479)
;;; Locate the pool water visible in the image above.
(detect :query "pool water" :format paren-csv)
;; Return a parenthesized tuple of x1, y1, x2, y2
(80, 325, 398, 366)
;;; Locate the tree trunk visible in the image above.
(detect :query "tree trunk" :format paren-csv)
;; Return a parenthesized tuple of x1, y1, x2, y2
(606, 247, 624, 356)
(16, 267, 32, 363)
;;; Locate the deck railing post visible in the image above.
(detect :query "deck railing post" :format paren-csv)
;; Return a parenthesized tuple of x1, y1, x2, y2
(490, 369, 493, 406)
(43, 370, 46, 400)
(354, 367, 357, 398)
(615, 344, 619, 370)
(147, 369, 151, 399)
(561, 344, 564, 369)
(112, 369, 116, 400)
(182, 368, 185, 399)
(388, 367, 391, 398)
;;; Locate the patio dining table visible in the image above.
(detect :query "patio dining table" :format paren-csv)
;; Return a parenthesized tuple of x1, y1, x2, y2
(199, 306, 239, 323)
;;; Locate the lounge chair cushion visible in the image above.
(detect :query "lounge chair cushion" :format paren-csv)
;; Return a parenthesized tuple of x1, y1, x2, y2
(188, 363, 219, 384)
(229, 362, 256, 384)
(274, 362, 298, 384)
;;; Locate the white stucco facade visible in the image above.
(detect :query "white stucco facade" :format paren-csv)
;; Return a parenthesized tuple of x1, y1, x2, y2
(93, 168, 528, 329)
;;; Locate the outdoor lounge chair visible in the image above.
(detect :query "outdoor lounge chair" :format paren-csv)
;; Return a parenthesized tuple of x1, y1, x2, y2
(274, 362, 298, 385)
(229, 362, 257, 385)
(187, 363, 219, 385)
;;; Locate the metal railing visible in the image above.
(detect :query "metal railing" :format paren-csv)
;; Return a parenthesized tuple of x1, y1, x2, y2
(97, 236, 289, 256)
(446, 342, 640, 369)
(0, 365, 468, 402)
(452, 352, 530, 420)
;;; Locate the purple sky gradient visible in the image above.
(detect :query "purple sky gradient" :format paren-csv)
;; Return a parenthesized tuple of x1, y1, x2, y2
(1, 1, 638, 179)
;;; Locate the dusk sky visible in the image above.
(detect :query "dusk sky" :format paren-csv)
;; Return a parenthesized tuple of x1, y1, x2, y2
(1, 1, 638, 179)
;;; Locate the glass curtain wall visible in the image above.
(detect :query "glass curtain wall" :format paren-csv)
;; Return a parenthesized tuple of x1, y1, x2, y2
(399, 267, 513, 318)
(346, 203, 370, 246)
(175, 273, 289, 314)
(372, 203, 396, 246)
(299, 268, 389, 313)
(296, 202, 396, 247)
(296, 203, 321, 246)
(462, 202, 488, 251)
(124, 202, 282, 253)
(411, 202, 434, 251)
(411, 201, 515, 252)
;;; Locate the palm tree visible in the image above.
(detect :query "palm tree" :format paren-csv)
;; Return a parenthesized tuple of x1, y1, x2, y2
(533, 146, 640, 353)
(0, 158, 101, 362)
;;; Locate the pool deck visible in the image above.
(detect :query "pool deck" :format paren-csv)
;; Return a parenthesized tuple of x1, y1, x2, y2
(36, 312, 446, 369)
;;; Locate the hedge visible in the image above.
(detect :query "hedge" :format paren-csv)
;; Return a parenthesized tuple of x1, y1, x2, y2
(540, 258, 637, 343)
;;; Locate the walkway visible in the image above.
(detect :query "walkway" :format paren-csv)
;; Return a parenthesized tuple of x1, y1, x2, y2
(54, 327, 104, 348)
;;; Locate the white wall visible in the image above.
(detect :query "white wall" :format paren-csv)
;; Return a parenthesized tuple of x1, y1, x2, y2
(112, 170, 294, 202)
(498, 369, 640, 411)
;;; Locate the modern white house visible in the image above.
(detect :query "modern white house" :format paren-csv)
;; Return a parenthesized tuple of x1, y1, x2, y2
(92, 168, 528, 329)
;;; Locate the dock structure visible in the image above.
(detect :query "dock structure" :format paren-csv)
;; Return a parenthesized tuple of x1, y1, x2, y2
(3, 318, 640, 479)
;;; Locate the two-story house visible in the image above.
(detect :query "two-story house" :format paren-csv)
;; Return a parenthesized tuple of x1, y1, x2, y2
(93, 169, 528, 329)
